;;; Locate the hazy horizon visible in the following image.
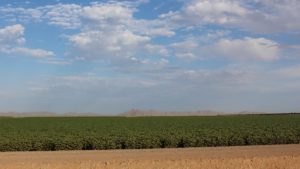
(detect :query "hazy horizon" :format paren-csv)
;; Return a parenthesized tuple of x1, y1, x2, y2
(0, 0, 300, 114)
(1, 109, 298, 117)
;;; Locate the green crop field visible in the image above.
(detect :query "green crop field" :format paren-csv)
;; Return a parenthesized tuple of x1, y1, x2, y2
(0, 114, 299, 151)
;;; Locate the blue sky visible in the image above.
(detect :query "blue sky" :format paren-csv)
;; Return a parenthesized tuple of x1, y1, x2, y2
(0, 0, 300, 114)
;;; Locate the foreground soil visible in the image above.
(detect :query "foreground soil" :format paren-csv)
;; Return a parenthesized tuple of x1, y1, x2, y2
(0, 144, 299, 169)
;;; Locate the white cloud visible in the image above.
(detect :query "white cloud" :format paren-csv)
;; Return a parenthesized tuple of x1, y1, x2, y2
(170, 38, 201, 60)
(62, 3, 173, 65)
(10, 47, 54, 57)
(210, 37, 279, 61)
(171, 39, 198, 50)
(81, 4, 133, 23)
(0, 24, 54, 58)
(0, 2, 174, 65)
(184, 0, 247, 24)
(2, 1, 300, 34)
(199, 30, 231, 42)
(0, 24, 25, 48)
(0, 1, 295, 65)
(143, 27, 175, 37)
(241, 0, 300, 33)
(170, 35, 280, 61)
(168, 30, 232, 61)
(144, 44, 169, 56)
(162, 0, 300, 33)
(0, 7, 42, 22)
(160, 0, 247, 29)
(38, 58, 72, 65)
(0, 4, 81, 28)
(43, 4, 82, 29)
(69, 29, 151, 61)
(0, 2, 175, 37)
(175, 53, 198, 60)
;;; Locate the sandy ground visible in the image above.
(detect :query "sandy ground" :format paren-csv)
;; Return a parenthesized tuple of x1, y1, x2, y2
(0, 144, 299, 169)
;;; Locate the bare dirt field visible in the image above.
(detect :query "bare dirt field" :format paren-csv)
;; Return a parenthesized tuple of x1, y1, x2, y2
(0, 144, 299, 169)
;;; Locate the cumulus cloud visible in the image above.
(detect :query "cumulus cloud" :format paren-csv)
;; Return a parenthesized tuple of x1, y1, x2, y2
(0, 7, 43, 22)
(159, 0, 248, 29)
(1, 1, 298, 36)
(144, 28, 175, 37)
(184, 0, 247, 24)
(0, 2, 174, 35)
(241, 0, 300, 33)
(0, 24, 25, 48)
(171, 38, 200, 60)
(63, 3, 172, 65)
(0, 2, 174, 65)
(0, 1, 295, 64)
(43, 4, 82, 29)
(170, 34, 279, 61)
(162, 0, 300, 33)
(0, 24, 54, 57)
(175, 53, 198, 60)
(81, 3, 133, 24)
(210, 37, 279, 61)
(68, 27, 170, 69)
(0, 4, 81, 28)
(69, 29, 151, 61)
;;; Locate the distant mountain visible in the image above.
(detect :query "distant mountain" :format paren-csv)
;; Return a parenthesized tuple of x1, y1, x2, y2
(119, 109, 225, 117)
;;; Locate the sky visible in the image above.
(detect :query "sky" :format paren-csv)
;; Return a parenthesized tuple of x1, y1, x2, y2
(0, 0, 300, 114)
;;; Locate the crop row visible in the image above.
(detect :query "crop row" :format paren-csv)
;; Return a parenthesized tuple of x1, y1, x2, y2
(0, 114, 299, 151)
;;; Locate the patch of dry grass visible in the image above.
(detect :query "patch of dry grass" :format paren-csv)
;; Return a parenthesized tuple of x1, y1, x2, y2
(1, 145, 299, 169)
(1, 156, 300, 169)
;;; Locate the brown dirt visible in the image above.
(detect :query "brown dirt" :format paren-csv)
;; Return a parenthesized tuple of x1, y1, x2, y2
(0, 144, 299, 169)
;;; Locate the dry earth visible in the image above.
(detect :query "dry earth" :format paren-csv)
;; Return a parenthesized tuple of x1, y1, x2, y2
(0, 144, 299, 169)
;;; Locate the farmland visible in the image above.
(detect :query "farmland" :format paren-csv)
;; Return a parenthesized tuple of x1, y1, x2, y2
(0, 114, 299, 151)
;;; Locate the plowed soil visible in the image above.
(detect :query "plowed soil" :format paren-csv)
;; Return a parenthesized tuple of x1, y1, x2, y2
(0, 144, 299, 169)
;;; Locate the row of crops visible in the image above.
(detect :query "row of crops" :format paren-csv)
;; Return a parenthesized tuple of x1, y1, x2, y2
(0, 114, 299, 151)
